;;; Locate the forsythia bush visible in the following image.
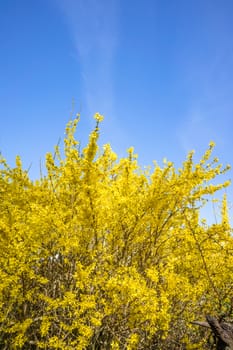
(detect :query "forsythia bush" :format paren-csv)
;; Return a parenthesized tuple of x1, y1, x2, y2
(0, 114, 232, 349)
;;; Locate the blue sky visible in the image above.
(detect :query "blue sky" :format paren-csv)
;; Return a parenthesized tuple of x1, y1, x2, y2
(1, 0, 233, 220)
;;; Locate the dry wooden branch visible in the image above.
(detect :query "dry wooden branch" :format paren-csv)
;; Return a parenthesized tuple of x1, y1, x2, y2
(191, 320, 210, 328)
(192, 315, 233, 350)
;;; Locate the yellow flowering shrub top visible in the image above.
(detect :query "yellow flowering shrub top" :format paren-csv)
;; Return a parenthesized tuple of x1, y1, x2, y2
(0, 113, 232, 349)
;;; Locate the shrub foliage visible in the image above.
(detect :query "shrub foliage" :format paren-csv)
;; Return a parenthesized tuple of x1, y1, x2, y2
(0, 114, 232, 349)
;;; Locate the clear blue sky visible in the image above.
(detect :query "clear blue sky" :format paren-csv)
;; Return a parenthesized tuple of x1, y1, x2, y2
(1, 0, 233, 219)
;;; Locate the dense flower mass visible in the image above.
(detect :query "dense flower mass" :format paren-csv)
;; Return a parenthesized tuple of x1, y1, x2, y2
(0, 114, 232, 349)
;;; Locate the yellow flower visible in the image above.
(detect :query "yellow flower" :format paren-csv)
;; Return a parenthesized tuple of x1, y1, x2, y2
(94, 112, 104, 122)
(0, 114, 232, 349)
(209, 140, 216, 148)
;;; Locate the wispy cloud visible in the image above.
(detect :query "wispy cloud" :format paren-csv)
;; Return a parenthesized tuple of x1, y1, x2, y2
(55, 0, 118, 121)
(175, 2, 233, 156)
(177, 46, 233, 156)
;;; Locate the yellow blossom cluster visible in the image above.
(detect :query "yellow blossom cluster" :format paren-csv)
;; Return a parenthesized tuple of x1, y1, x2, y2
(0, 113, 232, 349)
